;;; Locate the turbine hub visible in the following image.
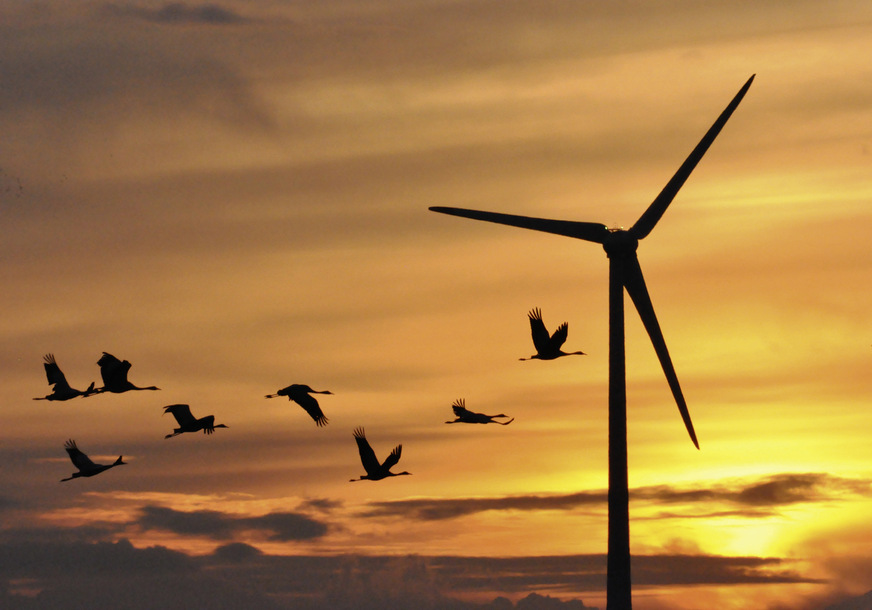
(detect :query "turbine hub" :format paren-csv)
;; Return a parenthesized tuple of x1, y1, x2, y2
(602, 229, 638, 259)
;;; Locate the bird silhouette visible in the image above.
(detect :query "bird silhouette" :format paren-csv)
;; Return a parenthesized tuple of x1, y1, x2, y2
(445, 398, 514, 425)
(265, 384, 332, 427)
(519, 308, 586, 361)
(96, 352, 160, 394)
(60, 439, 125, 482)
(350, 427, 411, 481)
(163, 404, 228, 438)
(34, 354, 97, 401)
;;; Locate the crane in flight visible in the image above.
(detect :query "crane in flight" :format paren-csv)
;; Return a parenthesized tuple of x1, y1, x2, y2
(265, 384, 332, 427)
(519, 308, 586, 361)
(350, 427, 411, 481)
(60, 439, 125, 482)
(163, 404, 228, 438)
(34, 354, 97, 401)
(445, 398, 514, 425)
(96, 352, 160, 394)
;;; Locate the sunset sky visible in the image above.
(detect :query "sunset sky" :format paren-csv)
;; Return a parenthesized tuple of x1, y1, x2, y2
(2, 1, 872, 608)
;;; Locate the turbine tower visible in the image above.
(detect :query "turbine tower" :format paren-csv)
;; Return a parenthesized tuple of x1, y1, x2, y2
(430, 75, 754, 610)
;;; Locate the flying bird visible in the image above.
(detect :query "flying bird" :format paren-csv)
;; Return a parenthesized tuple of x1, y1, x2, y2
(445, 398, 514, 425)
(60, 439, 125, 482)
(350, 427, 411, 481)
(34, 354, 97, 401)
(519, 308, 586, 361)
(96, 352, 160, 394)
(163, 404, 228, 438)
(265, 384, 332, 427)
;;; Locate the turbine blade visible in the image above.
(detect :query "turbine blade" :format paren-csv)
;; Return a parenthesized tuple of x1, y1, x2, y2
(430, 206, 610, 244)
(629, 75, 755, 240)
(622, 255, 699, 449)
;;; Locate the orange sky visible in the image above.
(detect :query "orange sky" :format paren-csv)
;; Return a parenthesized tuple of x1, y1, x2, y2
(2, 1, 872, 609)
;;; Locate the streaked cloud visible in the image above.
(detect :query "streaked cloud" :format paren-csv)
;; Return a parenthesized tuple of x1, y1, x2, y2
(101, 2, 250, 25)
(136, 504, 329, 541)
(361, 473, 872, 520)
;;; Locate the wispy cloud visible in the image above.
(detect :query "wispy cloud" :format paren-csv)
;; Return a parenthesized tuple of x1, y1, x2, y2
(136, 505, 329, 541)
(101, 2, 249, 25)
(362, 491, 607, 520)
(0, 24, 275, 174)
(430, 554, 816, 592)
(361, 473, 872, 520)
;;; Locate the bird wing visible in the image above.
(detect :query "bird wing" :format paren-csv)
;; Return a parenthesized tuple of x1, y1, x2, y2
(293, 393, 328, 426)
(451, 398, 471, 417)
(164, 404, 197, 427)
(43, 354, 72, 390)
(65, 439, 96, 471)
(451, 404, 473, 417)
(353, 427, 380, 476)
(201, 415, 215, 434)
(382, 444, 402, 472)
(550, 322, 569, 350)
(528, 309, 551, 353)
(98, 352, 131, 385)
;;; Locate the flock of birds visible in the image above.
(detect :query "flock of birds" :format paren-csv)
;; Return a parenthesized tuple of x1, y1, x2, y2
(39, 309, 585, 483)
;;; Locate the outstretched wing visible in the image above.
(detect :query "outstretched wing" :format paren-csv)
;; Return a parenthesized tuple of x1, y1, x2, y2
(353, 427, 380, 476)
(382, 445, 402, 472)
(528, 308, 551, 353)
(451, 398, 472, 417)
(164, 404, 197, 427)
(201, 415, 216, 434)
(293, 393, 329, 427)
(65, 439, 96, 471)
(97, 352, 131, 385)
(550, 322, 569, 350)
(43, 354, 72, 390)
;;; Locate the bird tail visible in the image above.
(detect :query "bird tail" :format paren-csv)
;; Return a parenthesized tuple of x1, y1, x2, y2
(114, 456, 125, 465)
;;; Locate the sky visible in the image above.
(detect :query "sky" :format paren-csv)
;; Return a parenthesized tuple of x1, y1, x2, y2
(2, 1, 872, 608)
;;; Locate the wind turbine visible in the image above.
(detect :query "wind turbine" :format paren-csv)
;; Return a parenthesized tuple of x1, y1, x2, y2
(430, 75, 754, 609)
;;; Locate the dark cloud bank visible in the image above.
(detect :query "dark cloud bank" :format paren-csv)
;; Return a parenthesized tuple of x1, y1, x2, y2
(0, 532, 820, 610)
(100, 2, 249, 25)
(137, 505, 328, 541)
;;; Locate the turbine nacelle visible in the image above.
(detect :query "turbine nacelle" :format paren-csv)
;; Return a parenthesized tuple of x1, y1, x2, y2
(602, 230, 639, 259)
